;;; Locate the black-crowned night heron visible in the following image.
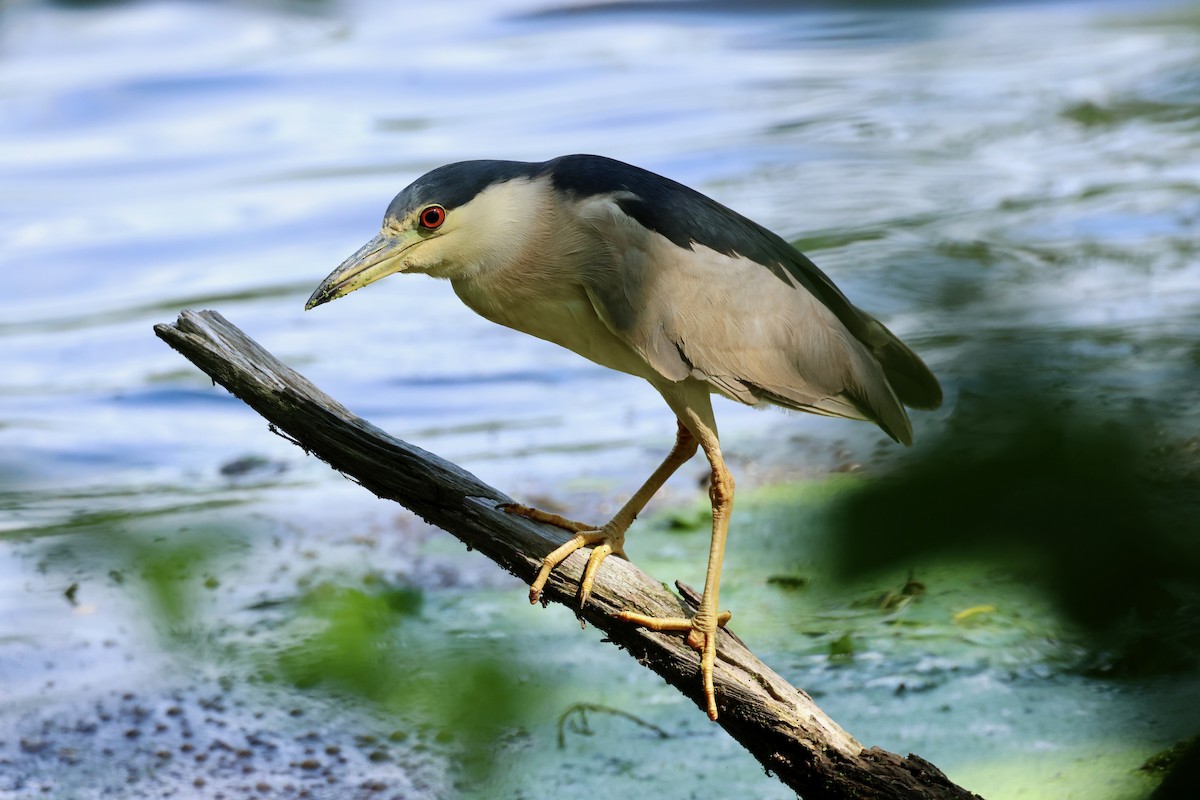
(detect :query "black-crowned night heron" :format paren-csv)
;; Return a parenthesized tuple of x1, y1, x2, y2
(306, 154, 941, 720)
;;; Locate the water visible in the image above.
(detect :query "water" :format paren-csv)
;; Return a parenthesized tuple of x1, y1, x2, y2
(2, 0, 1198, 797)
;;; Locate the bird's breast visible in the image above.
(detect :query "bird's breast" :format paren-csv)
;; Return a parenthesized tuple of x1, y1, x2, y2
(450, 273, 655, 381)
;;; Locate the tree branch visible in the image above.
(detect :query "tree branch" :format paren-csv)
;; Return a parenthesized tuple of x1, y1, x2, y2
(154, 309, 983, 800)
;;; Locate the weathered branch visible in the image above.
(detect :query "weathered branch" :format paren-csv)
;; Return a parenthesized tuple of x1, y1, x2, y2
(154, 309, 983, 800)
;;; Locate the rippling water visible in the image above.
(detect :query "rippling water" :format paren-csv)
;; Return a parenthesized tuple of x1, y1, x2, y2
(2, 0, 1198, 796)
(4, 0, 1198, 504)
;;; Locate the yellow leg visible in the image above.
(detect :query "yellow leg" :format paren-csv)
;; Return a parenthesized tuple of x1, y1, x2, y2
(502, 419, 699, 608)
(618, 401, 734, 721)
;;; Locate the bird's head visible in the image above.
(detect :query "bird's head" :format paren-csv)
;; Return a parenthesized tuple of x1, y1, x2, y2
(305, 160, 547, 310)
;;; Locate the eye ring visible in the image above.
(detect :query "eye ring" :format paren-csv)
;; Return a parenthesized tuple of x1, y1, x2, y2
(419, 205, 446, 230)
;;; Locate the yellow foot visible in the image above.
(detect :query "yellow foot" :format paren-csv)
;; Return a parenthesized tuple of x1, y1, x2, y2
(499, 503, 626, 608)
(618, 610, 732, 721)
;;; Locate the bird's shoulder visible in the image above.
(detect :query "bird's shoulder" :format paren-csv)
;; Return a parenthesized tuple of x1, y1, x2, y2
(544, 155, 864, 333)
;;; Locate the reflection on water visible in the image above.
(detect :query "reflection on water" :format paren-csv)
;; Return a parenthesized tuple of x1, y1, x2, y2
(1, 0, 1198, 796)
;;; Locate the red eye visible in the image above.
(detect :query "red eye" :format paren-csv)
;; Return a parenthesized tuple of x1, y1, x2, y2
(419, 205, 446, 230)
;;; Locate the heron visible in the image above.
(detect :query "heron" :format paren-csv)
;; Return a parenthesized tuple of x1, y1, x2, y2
(306, 154, 941, 720)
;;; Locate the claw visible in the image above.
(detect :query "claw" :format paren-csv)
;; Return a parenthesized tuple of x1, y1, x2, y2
(524, 527, 624, 608)
(690, 626, 719, 720)
(503, 502, 623, 606)
(618, 609, 730, 719)
(578, 542, 611, 609)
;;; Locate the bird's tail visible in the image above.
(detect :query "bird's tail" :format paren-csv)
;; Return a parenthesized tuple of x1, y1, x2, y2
(826, 309, 942, 446)
(875, 335, 942, 411)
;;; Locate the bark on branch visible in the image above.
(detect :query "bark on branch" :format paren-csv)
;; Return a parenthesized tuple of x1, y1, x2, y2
(154, 309, 983, 800)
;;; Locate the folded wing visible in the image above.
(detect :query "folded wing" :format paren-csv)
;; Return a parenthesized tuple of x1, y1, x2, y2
(580, 196, 941, 445)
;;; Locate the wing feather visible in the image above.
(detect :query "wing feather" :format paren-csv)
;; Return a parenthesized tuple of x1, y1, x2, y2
(549, 155, 942, 417)
(579, 198, 926, 444)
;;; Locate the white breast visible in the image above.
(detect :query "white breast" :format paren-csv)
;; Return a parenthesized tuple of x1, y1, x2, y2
(446, 178, 658, 382)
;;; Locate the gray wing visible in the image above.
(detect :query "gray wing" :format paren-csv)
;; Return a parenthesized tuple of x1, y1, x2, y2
(550, 154, 941, 414)
(578, 197, 932, 444)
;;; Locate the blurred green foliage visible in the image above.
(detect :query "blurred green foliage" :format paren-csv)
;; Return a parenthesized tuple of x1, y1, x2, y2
(815, 345, 1200, 794)
(265, 582, 538, 784)
(788, 330, 1200, 797)
(131, 535, 224, 634)
(39, 520, 542, 788)
(32, 523, 238, 639)
(825, 383, 1200, 674)
(273, 584, 409, 695)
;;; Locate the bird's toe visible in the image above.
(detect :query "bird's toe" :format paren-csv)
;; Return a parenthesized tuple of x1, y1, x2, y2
(526, 525, 626, 608)
(499, 502, 595, 534)
(618, 608, 730, 720)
